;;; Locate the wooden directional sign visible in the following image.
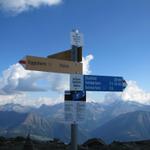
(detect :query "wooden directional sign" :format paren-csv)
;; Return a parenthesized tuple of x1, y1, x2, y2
(19, 55, 82, 74)
(47, 47, 82, 62)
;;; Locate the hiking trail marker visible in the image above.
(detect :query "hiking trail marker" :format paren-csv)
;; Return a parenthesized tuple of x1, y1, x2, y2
(84, 75, 127, 91)
(64, 90, 86, 123)
(19, 29, 127, 150)
(47, 47, 82, 62)
(70, 74, 127, 92)
(71, 30, 83, 47)
(19, 55, 82, 74)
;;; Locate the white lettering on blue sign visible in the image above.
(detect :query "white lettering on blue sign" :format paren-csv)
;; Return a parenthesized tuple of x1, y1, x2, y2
(84, 75, 126, 92)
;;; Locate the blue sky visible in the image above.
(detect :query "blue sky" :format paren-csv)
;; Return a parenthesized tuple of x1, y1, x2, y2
(0, 0, 150, 106)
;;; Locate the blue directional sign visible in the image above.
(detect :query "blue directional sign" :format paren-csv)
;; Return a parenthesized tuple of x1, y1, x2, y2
(65, 91, 86, 101)
(84, 75, 127, 92)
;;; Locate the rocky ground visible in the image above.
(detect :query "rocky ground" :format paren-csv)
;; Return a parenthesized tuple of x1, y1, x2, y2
(0, 136, 150, 150)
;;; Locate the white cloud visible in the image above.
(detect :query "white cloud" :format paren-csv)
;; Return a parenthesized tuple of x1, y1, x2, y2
(82, 54, 94, 75)
(0, 0, 62, 14)
(0, 54, 93, 95)
(47, 73, 69, 93)
(2, 55, 150, 107)
(0, 63, 47, 95)
(121, 80, 150, 104)
(103, 80, 150, 105)
(0, 93, 62, 107)
(0, 54, 93, 106)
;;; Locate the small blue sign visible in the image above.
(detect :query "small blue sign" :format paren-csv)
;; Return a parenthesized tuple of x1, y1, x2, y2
(65, 91, 86, 101)
(84, 75, 127, 92)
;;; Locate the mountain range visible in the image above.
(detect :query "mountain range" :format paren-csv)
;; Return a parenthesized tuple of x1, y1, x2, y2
(92, 110, 150, 143)
(0, 100, 150, 144)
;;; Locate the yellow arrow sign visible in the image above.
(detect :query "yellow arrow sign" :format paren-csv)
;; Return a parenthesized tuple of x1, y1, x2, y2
(19, 55, 82, 74)
(47, 47, 82, 62)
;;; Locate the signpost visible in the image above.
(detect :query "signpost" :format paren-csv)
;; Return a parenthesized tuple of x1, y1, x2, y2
(70, 74, 126, 92)
(19, 55, 83, 74)
(84, 75, 127, 92)
(65, 91, 86, 102)
(70, 29, 84, 150)
(19, 29, 127, 150)
(70, 74, 84, 91)
(47, 47, 82, 62)
(71, 30, 83, 47)
(64, 91, 86, 122)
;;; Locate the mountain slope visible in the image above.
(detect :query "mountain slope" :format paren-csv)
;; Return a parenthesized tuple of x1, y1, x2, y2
(92, 111, 150, 143)
(0, 101, 150, 144)
(0, 111, 27, 128)
(0, 103, 34, 113)
(80, 100, 150, 134)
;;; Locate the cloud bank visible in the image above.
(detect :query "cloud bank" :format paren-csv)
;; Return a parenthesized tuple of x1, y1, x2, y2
(0, 94, 63, 107)
(104, 80, 150, 105)
(121, 80, 150, 104)
(0, 54, 93, 106)
(0, 0, 62, 14)
(0, 54, 93, 95)
(82, 54, 94, 75)
(1, 54, 150, 106)
(0, 63, 47, 95)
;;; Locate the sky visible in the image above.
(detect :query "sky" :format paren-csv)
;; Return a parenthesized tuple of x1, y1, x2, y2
(0, 0, 150, 106)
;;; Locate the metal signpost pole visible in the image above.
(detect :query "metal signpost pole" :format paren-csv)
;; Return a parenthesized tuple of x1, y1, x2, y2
(71, 123, 77, 150)
(70, 29, 80, 150)
(70, 49, 78, 150)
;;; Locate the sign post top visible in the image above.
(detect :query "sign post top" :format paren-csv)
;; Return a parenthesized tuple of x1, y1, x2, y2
(71, 30, 83, 47)
(72, 29, 79, 33)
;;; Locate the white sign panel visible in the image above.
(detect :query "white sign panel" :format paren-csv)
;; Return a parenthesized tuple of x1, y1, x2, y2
(76, 102, 86, 122)
(64, 101, 75, 123)
(64, 91, 86, 123)
(64, 101, 86, 123)
(70, 74, 84, 91)
(71, 31, 83, 47)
